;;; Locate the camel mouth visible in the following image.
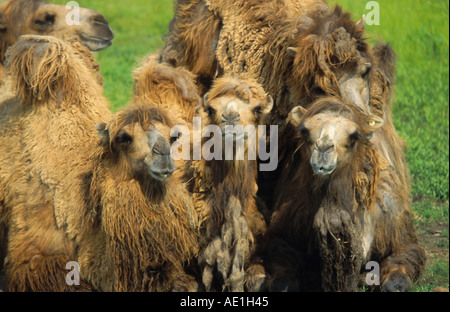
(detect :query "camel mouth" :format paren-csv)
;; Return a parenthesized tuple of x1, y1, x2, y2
(313, 167, 335, 177)
(149, 169, 173, 182)
(80, 34, 114, 51)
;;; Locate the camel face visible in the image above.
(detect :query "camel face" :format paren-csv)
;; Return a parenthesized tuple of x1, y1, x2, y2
(202, 79, 273, 148)
(288, 98, 383, 178)
(337, 56, 372, 113)
(304, 112, 358, 177)
(97, 119, 176, 183)
(2, 1, 114, 51)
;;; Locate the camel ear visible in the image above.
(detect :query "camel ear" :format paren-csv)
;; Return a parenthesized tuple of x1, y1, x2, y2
(263, 95, 274, 115)
(287, 47, 299, 57)
(365, 115, 384, 139)
(95, 123, 110, 146)
(355, 14, 366, 31)
(287, 106, 307, 127)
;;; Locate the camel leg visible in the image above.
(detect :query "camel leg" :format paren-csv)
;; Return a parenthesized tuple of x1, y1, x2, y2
(314, 207, 364, 292)
(380, 244, 426, 292)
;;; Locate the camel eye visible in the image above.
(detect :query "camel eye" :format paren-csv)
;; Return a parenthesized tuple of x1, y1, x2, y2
(115, 132, 133, 145)
(170, 133, 181, 144)
(349, 131, 361, 145)
(253, 105, 263, 116)
(298, 124, 309, 137)
(205, 105, 216, 118)
(35, 13, 56, 28)
(361, 63, 373, 78)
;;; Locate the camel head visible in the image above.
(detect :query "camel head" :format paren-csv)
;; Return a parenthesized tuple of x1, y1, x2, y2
(288, 97, 383, 178)
(96, 106, 177, 183)
(201, 75, 273, 150)
(0, 0, 114, 53)
(287, 5, 374, 113)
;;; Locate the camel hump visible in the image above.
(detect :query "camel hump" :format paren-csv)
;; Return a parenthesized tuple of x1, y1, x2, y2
(4, 35, 71, 103)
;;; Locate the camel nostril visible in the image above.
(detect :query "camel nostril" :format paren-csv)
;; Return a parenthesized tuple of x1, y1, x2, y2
(92, 14, 108, 26)
(222, 113, 240, 123)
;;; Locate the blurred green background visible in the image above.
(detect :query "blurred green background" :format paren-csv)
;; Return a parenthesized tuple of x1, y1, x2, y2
(44, 0, 450, 291)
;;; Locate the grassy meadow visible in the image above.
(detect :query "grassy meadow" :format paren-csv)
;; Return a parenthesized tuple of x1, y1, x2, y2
(52, 0, 448, 291)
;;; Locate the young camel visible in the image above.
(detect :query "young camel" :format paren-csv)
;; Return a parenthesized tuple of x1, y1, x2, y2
(192, 75, 273, 292)
(0, 0, 114, 83)
(260, 97, 426, 292)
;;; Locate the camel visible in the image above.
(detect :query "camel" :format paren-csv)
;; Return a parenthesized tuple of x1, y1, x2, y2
(0, 0, 114, 83)
(68, 104, 199, 292)
(0, 35, 111, 291)
(191, 75, 273, 291)
(258, 97, 426, 292)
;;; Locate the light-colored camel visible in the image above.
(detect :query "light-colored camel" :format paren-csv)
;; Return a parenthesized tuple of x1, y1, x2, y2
(0, 35, 111, 291)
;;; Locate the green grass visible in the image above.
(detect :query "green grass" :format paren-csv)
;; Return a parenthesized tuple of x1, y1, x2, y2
(53, 0, 448, 291)
(413, 259, 449, 292)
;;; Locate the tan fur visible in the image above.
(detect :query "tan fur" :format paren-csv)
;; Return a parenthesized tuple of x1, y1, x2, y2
(0, 0, 113, 83)
(259, 98, 425, 292)
(161, 0, 223, 95)
(69, 104, 199, 292)
(132, 54, 201, 124)
(0, 35, 111, 291)
(191, 75, 271, 291)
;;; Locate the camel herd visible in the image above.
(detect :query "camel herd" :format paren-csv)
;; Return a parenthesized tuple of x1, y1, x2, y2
(0, 0, 426, 292)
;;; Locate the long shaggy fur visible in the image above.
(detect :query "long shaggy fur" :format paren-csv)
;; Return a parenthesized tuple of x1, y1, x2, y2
(76, 105, 200, 292)
(161, 0, 223, 95)
(132, 54, 201, 123)
(259, 98, 426, 292)
(192, 76, 269, 292)
(0, 35, 110, 291)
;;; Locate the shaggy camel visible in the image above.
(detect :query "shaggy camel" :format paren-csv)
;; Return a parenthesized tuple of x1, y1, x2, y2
(64, 104, 199, 292)
(258, 97, 426, 292)
(162, 1, 410, 208)
(191, 75, 273, 292)
(0, 0, 114, 83)
(0, 35, 111, 291)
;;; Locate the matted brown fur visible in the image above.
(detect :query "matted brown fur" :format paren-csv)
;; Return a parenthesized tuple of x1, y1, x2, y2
(191, 75, 271, 292)
(73, 104, 199, 292)
(0, 35, 111, 291)
(132, 54, 201, 124)
(161, 0, 223, 95)
(259, 97, 425, 292)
